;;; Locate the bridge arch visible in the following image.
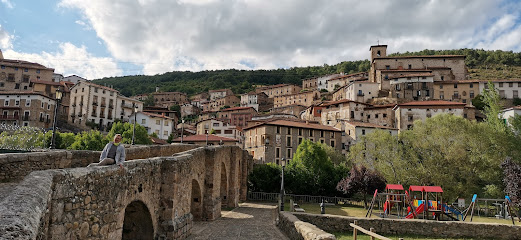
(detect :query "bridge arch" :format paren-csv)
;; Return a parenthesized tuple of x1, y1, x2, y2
(122, 200, 154, 240)
(191, 179, 203, 221)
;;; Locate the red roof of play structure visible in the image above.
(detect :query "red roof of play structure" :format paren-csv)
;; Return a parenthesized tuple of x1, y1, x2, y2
(386, 184, 404, 190)
(408, 185, 443, 193)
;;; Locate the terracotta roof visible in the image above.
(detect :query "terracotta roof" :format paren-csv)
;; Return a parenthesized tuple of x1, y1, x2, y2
(256, 84, 292, 90)
(379, 69, 432, 73)
(243, 119, 340, 132)
(344, 121, 397, 130)
(78, 81, 120, 93)
(152, 91, 186, 95)
(365, 104, 395, 109)
(376, 55, 465, 60)
(220, 106, 256, 112)
(0, 58, 54, 70)
(140, 111, 175, 119)
(433, 80, 480, 84)
(471, 79, 521, 82)
(321, 99, 369, 107)
(0, 91, 53, 99)
(172, 134, 237, 142)
(397, 100, 466, 107)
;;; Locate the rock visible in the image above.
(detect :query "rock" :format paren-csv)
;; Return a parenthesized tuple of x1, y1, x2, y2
(79, 222, 89, 238)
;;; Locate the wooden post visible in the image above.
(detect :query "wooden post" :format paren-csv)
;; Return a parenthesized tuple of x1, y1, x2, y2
(369, 228, 375, 240)
(353, 220, 358, 240)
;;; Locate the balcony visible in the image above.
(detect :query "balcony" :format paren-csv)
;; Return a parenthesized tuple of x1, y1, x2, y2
(453, 95, 460, 99)
(108, 104, 114, 109)
(0, 115, 19, 120)
(72, 104, 76, 107)
(79, 103, 83, 106)
(40, 117, 44, 122)
(78, 113, 83, 117)
(71, 114, 76, 118)
(357, 93, 365, 96)
(93, 102, 98, 106)
(101, 103, 106, 108)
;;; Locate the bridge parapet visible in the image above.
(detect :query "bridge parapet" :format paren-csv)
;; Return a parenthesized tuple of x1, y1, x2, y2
(0, 145, 253, 240)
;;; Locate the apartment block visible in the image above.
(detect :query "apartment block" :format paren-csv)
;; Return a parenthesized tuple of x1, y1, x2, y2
(243, 119, 342, 164)
(217, 106, 257, 128)
(320, 99, 369, 126)
(0, 92, 57, 128)
(333, 81, 379, 103)
(130, 111, 175, 140)
(255, 84, 302, 98)
(209, 89, 234, 101)
(0, 51, 54, 92)
(195, 119, 242, 140)
(433, 80, 477, 104)
(388, 73, 435, 101)
(240, 91, 272, 112)
(273, 90, 320, 108)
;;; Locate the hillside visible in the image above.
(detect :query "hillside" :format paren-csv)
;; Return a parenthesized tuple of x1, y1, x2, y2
(93, 49, 521, 97)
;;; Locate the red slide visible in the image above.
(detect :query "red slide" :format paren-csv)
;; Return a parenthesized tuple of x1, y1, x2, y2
(406, 203, 425, 219)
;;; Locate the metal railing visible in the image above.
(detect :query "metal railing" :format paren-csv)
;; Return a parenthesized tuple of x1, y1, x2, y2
(247, 192, 364, 207)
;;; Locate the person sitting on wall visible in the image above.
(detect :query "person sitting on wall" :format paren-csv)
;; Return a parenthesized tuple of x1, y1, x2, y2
(88, 134, 125, 168)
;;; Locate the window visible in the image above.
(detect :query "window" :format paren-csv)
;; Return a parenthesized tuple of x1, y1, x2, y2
(375, 114, 379, 119)
(440, 91, 444, 100)
(385, 65, 390, 70)
(470, 90, 474, 98)
(286, 136, 291, 146)
(156, 120, 160, 125)
(164, 130, 168, 136)
(287, 127, 291, 135)
(509, 82, 514, 87)
(426, 90, 430, 96)
(15, 83, 20, 89)
(287, 148, 291, 158)
(298, 137, 303, 144)
(383, 113, 387, 118)
(454, 91, 459, 98)
(276, 148, 280, 158)
(25, 100, 30, 107)
(36, 70, 40, 74)
(14, 67, 18, 71)
(165, 121, 169, 126)
(454, 84, 458, 89)
(141, 119, 146, 124)
(24, 68, 28, 72)
(331, 140, 335, 148)
(514, 90, 518, 98)
(440, 85, 443, 89)
(464, 113, 468, 118)
(408, 115, 413, 121)
(298, 128, 302, 136)
(309, 129, 313, 137)
(408, 64, 412, 69)
(276, 126, 281, 134)
(155, 130, 160, 135)
(441, 76, 444, 81)
(0, 65, 4, 69)
(15, 100, 19, 106)
(213, 122, 219, 127)
(320, 139, 325, 143)
(470, 83, 474, 88)
(499, 82, 503, 87)
(320, 131, 324, 138)
(7, 73, 14, 81)
(368, 114, 371, 119)
(362, 129, 366, 135)
(518, 82, 521, 87)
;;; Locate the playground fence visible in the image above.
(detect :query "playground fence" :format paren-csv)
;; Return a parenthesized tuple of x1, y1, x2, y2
(247, 192, 364, 207)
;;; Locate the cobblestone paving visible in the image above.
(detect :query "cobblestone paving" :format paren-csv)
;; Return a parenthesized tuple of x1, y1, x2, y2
(0, 182, 18, 203)
(189, 202, 288, 240)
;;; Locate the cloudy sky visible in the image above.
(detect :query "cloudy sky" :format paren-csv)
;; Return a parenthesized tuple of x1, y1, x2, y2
(1, 0, 520, 79)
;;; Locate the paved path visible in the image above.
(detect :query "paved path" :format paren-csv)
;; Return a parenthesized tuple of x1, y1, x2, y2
(189, 202, 288, 240)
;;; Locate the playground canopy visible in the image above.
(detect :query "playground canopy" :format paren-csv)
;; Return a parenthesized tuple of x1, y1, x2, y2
(408, 186, 443, 193)
(386, 184, 404, 190)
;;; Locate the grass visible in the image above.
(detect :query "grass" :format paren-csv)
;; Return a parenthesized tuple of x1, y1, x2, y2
(292, 203, 518, 225)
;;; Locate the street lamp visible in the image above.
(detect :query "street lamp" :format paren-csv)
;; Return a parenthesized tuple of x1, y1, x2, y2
(50, 87, 63, 149)
(280, 157, 286, 211)
(181, 119, 185, 143)
(131, 105, 138, 145)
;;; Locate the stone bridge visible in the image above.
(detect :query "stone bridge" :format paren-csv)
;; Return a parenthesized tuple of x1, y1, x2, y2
(0, 144, 253, 239)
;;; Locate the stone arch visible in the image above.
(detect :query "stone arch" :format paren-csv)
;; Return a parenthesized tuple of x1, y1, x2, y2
(220, 162, 228, 208)
(122, 200, 154, 240)
(191, 179, 203, 221)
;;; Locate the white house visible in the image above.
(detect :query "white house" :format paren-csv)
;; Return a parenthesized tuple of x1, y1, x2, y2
(500, 105, 521, 128)
(130, 112, 175, 140)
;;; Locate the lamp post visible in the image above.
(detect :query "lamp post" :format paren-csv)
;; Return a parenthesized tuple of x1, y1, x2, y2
(50, 88, 63, 149)
(181, 119, 185, 143)
(280, 157, 286, 211)
(131, 105, 138, 145)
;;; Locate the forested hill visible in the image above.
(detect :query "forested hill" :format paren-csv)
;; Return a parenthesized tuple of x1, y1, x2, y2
(93, 49, 521, 97)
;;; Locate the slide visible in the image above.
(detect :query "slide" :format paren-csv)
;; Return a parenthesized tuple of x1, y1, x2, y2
(443, 204, 463, 221)
(406, 203, 425, 219)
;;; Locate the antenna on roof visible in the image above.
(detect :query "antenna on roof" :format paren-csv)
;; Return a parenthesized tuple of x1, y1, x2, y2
(377, 39, 380, 45)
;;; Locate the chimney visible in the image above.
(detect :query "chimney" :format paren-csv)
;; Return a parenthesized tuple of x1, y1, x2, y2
(156, 86, 160, 92)
(0, 49, 3, 59)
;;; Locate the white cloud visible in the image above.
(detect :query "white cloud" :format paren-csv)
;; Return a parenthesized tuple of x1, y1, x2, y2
(3, 42, 122, 79)
(0, 25, 14, 49)
(1, 0, 13, 9)
(58, 0, 520, 75)
(74, 20, 92, 30)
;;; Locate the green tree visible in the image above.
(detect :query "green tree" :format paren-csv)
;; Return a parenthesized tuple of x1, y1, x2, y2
(106, 121, 152, 145)
(143, 94, 155, 107)
(0, 127, 45, 150)
(285, 140, 347, 196)
(169, 104, 181, 118)
(248, 163, 281, 193)
(69, 130, 107, 150)
(482, 81, 507, 133)
(471, 94, 486, 110)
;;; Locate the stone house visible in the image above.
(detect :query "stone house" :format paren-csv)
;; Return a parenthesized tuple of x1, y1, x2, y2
(240, 91, 272, 112)
(30, 80, 75, 122)
(203, 95, 240, 112)
(343, 121, 398, 152)
(388, 73, 435, 101)
(363, 104, 396, 128)
(274, 90, 320, 108)
(302, 77, 318, 90)
(393, 100, 475, 131)
(209, 89, 234, 101)
(270, 104, 307, 118)
(195, 118, 242, 140)
(255, 84, 302, 98)
(433, 80, 478, 104)
(243, 119, 342, 164)
(320, 99, 369, 126)
(333, 81, 379, 103)
(0, 51, 54, 92)
(217, 106, 257, 128)
(0, 91, 57, 128)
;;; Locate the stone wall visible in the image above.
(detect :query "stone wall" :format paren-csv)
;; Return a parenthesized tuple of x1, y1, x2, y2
(0, 145, 252, 240)
(0, 144, 198, 182)
(294, 213, 521, 240)
(278, 212, 335, 240)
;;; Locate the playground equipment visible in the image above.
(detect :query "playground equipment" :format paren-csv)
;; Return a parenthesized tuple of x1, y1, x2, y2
(382, 184, 406, 218)
(406, 185, 443, 220)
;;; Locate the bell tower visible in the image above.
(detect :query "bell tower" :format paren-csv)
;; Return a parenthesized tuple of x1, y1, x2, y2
(370, 45, 387, 62)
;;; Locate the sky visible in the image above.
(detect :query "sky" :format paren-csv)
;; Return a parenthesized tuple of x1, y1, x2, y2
(1, 0, 521, 80)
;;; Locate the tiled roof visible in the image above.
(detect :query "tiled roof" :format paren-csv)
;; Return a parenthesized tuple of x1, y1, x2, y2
(78, 81, 120, 93)
(243, 119, 340, 132)
(0, 91, 53, 99)
(0, 58, 54, 70)
(379, 69, 432, 73)
(172, 134, 237, 142)
(471, 79, 521, 82)
(397, 100, 466, 107)
(433, 80, 480, 84)
(140, 111, 175, 119)
(365, 104, 396, 109)
(344, 121, 397, 130)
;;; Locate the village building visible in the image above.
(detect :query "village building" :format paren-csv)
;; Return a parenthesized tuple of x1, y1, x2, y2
(256, 84, 301, 98)
(240, 91, 272, 112)
(343, 121, 398, 152)
(273, 90, 320, 108)
(501, 105, 521, 129)
(217, 106, 257, 128)
(302, 77, 318, 90)
(115, 95, 143, 122)
(180, 103, 201, 118)
(363, 104, 396, 127)
(195, 119, 242, 140)
(393, 100, 475, 131)
(433, 80, 477, 104)
(332, 81, 379, 103)
(387, 73, 435, 101)
(203, 95, 240, 112)
(0, 51, 54, 92)
(0, 91, 58, 128)
(209, 89, 234, 101)
(319, 99, 369, 126)
(243, 119, 341, 164)
(270, 104, 307, 117)
(130, 111, 175, 140)
(478, 79, 521, 100)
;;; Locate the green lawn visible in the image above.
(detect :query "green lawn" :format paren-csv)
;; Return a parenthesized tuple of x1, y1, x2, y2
(293, 203, 518, 225)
